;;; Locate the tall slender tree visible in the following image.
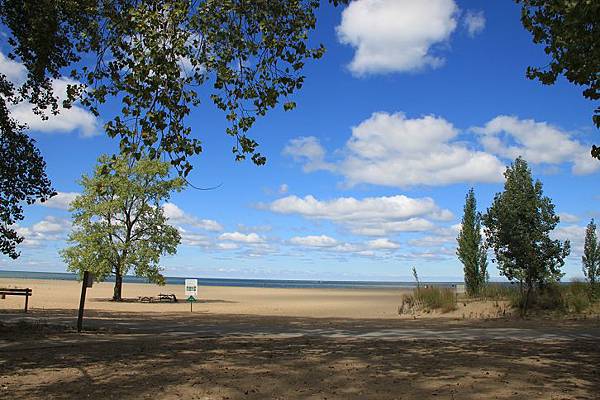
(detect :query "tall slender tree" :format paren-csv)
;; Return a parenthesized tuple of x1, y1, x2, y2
(582, 218, 599, 294)
(457, 188, 488, 296)
(61, 154, 183, 301)
(483, 157, 570, 314)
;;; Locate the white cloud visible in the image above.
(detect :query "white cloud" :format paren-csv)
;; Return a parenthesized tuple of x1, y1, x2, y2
(216, 242, 240, 250)
(177, 227, 211, 247)
(336, 0, 458, 75)
(264, 194, 452, 236)
(163, 202, 223, 231)
(0, 52, 99, 137)
(39, 192, 79, 210)
(289, 235, 339, 248)
(551, 224, 586, 259)
(14, 216, 71, 247)
(286, 112, 505, 187)
(282, 136, 335, 172)
(278, 183, 289, 194)
(473, 116, 599, 175)
(0, 52, 26, 83)
(464, 11, 486, 37)
(366, 238, 400, 250)
(559, 213, 580, 224)
(408, 224, 461, 247)
(219, 232, 265, 244)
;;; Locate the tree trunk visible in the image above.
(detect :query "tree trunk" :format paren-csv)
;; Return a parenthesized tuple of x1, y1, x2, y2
(113, 272, 123, 301)
(522, 284, 532, 317)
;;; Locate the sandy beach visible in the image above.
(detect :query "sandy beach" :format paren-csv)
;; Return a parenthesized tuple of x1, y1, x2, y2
(0, 278, 412, 318)
(1, 278, 599, 399)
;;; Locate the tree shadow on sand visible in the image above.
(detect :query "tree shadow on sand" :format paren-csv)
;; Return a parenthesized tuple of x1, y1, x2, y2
(0, 310, 599, 399)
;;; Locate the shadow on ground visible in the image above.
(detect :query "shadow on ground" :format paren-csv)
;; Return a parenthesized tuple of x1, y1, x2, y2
(0, 310, 599, 399)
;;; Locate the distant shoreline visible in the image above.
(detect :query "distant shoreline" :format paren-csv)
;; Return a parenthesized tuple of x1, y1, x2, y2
(0, 270, 466, 289)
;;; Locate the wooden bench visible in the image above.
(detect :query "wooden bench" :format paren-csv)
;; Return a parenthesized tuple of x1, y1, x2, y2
(0, 288, 33, 312)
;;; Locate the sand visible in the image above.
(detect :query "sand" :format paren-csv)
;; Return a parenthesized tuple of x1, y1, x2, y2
(0, 278, 509, 319)
(0, 278, 410, 318)
(1, 278, 599, 399)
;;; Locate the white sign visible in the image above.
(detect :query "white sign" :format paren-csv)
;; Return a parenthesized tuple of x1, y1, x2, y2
(455, 284, 466, 294)
(185, 279, 198, 298)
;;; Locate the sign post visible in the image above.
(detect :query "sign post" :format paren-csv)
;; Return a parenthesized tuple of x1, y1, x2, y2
(185, 279, 198, 312)
(77, 271, 94, 333)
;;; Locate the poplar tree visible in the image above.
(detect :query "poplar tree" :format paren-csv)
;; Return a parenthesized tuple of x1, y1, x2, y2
(483, 157, 570, 314)
(582, 218, 599, 294)
(457, 188, 488, 296)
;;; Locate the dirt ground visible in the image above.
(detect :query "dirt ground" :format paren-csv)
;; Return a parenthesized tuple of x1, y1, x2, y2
(1, 310, 599, 400)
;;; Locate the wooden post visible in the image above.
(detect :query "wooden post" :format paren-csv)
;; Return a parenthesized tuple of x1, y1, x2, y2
(77, 271, 90, 333)
(24, 290, 29, 313)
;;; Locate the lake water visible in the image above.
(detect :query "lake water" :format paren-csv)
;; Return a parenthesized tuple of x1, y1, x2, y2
(0, 270, 463, 289)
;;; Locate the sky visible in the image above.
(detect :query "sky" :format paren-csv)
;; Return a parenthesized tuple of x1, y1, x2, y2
(1, 0, 599, 281)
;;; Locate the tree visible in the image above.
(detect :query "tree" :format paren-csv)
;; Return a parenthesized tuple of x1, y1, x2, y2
(0, 0, 349, 175)
(0, 0, 348, 257)
(582, 218, 599, 294)
(483, 157, 570, 313)
(457, 188, 488, 296)
(0, 76, 55, 259)
(60, 154, 183, 301)
(515, 0, 600, 157)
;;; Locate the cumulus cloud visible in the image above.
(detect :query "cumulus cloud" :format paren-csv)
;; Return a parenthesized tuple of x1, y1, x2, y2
(286, 112, 505, 187)
(264, 194, 452, 236)
(366, 238, 400, 250)
(39, 192, 79, 210)
(219, 232, 265, 244)
(289, 235, 339, 248)
(0, 52, 26, 82)
(336, 0, 458, 75)
(177, 227, 211, 247)
(0, 52, 99, 137)
(14, 216, 71, 247)
(551, 224, 586, 259)
(408, 224, 461, 247)
(559, 213, 580, 224)
(163, 203, 223, 231)
(472, 116, 599, 175)
(282, 136, 334, 172)
(463, 10, 486, 37)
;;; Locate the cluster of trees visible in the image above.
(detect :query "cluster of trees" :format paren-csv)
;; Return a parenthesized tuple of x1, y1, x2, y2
(0, 1, 598, 300)
(457, 157, 571, 313)
(0, 0, 350, 259)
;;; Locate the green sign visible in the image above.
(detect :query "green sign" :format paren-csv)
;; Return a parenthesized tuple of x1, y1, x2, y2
(187, 295, 197, 302)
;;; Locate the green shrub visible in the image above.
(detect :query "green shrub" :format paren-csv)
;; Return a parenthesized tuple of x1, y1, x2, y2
(479, 284, 518, 300)
(508, 281, 594, 314)
(415, 286, 457, 313)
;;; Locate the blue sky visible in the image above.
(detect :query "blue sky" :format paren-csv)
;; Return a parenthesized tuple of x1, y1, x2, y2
(2, 0, 598, 281)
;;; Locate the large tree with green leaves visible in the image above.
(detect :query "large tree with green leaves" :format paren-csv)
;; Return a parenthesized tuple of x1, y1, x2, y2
(515, 0, 600, 157)
(0, 0, 349, 174)
(582, 218, 599, 293)
(0, 0, 348, 257)
(483, 157, 570, 313)
(457, 188, 488, 297)
(61, 154, 183, 301)
(0, 77, 55, 259)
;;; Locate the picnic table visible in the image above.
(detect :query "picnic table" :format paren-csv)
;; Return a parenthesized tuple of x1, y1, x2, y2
(139, 293, 178, 303)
